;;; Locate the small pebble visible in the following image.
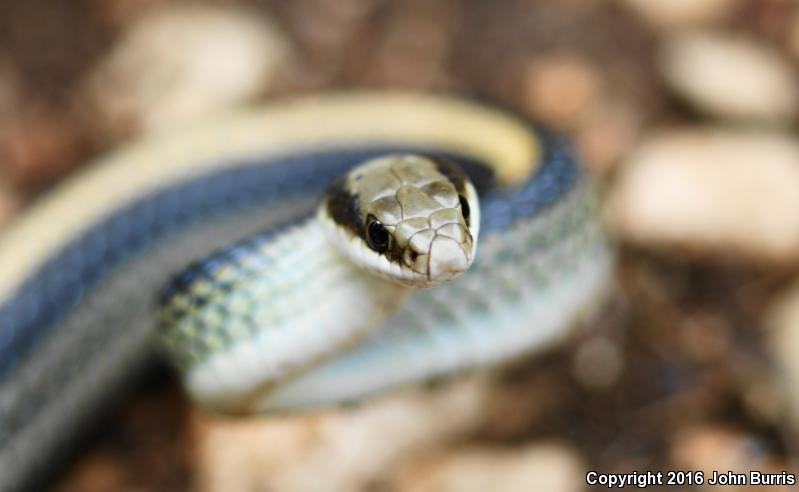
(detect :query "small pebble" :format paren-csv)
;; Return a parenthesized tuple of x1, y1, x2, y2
(610, 128, 799, 262)
(86, 5, 291, 137)
(572, 337, 624, 390)
(659, 31, 798, 123)
(390, 442, 585, 492)
(522, 54, 602, 129)
(617, 0, 739, 29)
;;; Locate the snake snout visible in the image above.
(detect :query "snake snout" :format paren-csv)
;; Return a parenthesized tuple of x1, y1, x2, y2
(428, 234, 471, 282)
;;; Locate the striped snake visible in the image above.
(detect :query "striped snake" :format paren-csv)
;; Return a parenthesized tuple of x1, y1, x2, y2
(0, 92, 613, 491)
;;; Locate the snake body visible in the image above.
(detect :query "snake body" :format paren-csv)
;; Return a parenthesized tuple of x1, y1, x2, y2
(0, 93, 613, 491)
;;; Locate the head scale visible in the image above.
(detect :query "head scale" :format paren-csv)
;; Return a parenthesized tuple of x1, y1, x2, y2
(319, 154, 480, 288)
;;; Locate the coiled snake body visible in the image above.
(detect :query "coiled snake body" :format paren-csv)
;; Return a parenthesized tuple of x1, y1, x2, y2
(0, 93, 613, 491)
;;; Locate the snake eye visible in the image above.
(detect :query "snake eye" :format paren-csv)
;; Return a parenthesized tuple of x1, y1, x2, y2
(459, 195, 471, 226)
(366, 215, 389, 252)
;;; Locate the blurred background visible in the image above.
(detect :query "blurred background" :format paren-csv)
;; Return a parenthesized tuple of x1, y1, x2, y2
(2, 0, 799, 490)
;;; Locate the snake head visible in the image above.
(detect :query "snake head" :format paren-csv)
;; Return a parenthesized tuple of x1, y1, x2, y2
(320, 154, 480, 288)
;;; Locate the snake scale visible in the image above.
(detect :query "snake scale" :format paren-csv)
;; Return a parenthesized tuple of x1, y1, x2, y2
(0, 92, 613, 491)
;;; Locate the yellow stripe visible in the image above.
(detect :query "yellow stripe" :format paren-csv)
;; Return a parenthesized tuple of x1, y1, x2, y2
(0, 92, 539, 302)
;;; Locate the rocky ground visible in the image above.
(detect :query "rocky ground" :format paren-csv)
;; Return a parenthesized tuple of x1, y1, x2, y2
(3, 0, 799, 491)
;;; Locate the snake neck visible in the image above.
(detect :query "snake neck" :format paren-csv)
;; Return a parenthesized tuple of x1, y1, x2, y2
(160, 217, 412, 412)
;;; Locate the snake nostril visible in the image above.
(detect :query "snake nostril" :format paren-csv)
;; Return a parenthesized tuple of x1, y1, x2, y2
(405, 249, 419, 265)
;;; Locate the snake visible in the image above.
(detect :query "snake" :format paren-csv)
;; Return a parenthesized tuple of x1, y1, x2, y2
(0, 92, 613, 491)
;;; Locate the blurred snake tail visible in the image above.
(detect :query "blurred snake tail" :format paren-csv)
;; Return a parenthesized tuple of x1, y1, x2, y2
(0, 92, 614, 491)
